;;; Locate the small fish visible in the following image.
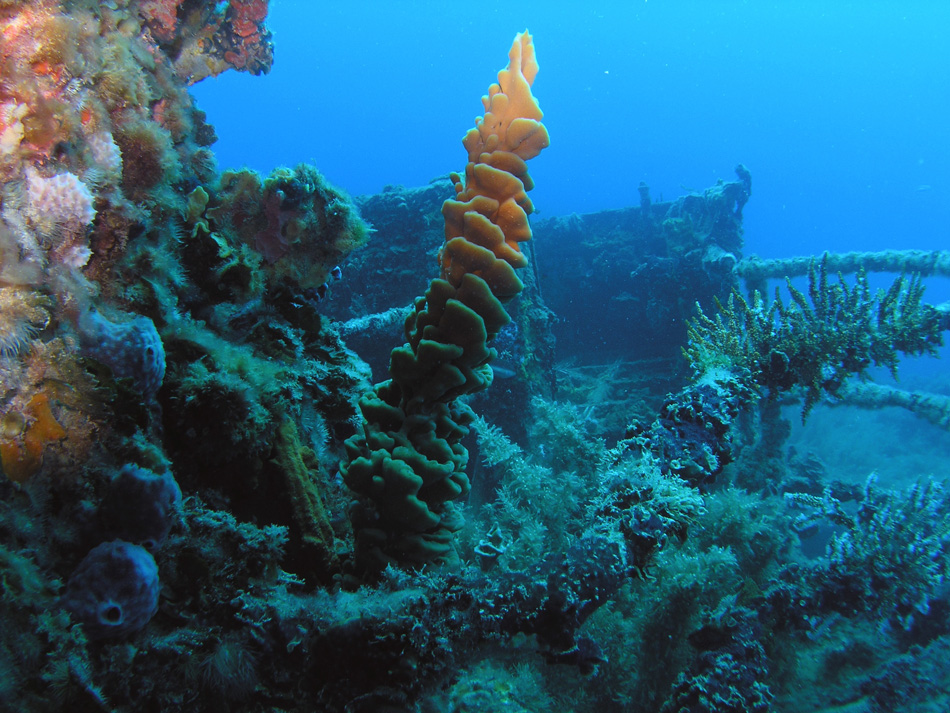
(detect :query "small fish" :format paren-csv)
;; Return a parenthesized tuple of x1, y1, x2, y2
(490, 361, 518, 379)
(303, 283, 330, 302)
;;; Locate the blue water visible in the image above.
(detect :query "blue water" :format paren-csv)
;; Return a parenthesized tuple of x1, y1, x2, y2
(192, 1, 950, 262)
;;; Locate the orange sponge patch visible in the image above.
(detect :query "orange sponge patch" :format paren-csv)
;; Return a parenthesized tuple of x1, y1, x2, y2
(1, 393, 66, 483)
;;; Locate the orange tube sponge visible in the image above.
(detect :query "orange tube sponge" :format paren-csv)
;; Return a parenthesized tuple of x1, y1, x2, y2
(342, 32, 549, 573)
(397, 30, 549, 404)
(439, 30, 550, 298)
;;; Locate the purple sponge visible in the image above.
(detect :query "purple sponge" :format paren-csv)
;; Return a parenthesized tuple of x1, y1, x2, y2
(101, 465, 181, 551)
(63, 540, 159, 640)
(78, 308, 166, 398)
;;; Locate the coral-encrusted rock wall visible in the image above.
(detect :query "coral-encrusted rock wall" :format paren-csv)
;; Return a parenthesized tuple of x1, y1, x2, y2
(0, 0, 370, 644)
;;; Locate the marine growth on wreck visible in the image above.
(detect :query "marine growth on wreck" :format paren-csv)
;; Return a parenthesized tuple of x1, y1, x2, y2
(1, 2, 950, 713)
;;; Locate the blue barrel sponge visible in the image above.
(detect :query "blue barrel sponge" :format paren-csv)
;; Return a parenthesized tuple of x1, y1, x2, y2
(78, 308, 166, 398)
(101, 465, 182, 551)
(63, 540, 160, 640)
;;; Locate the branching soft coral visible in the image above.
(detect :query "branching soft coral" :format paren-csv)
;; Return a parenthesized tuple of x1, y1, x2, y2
(786, 475, 950, 629)
(685, 256, 944, 417)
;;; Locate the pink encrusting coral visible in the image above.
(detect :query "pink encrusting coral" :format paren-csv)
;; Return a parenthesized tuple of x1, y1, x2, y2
(134, 0, 275, 84)
(213, 0, 272, 75)
(24, 167, 97, 231)
(86, 131, 123, 180)
(138, 0, 180, 42)
(0, 101, 28, 156)
(23, 166, 96, 268)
